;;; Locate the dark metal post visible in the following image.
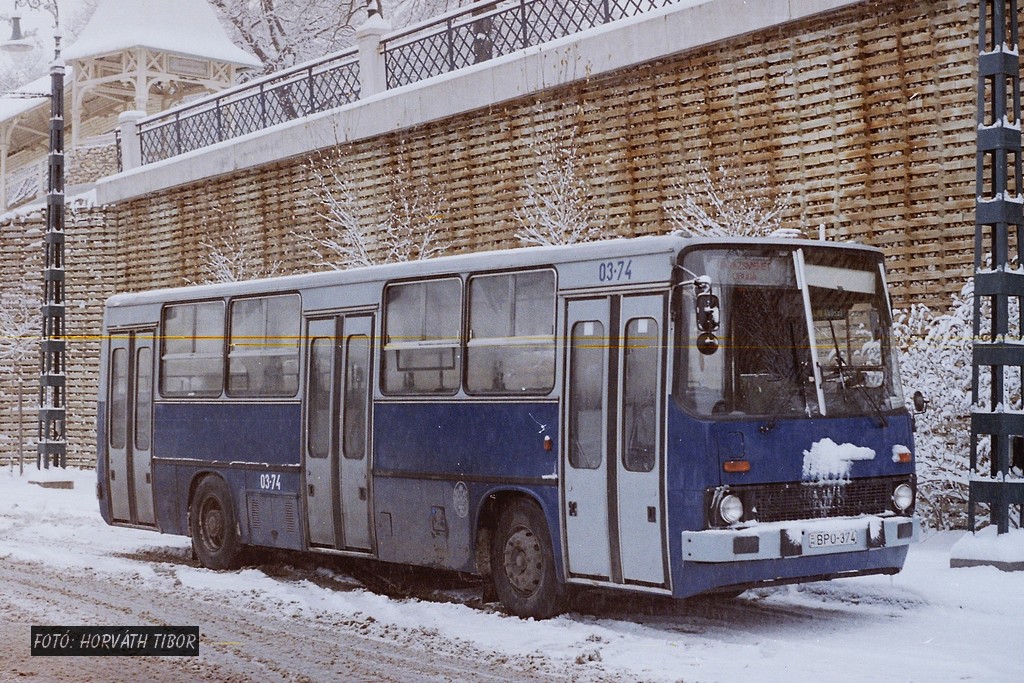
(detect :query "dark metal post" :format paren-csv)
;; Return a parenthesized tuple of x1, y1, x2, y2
(170, 111, 180, 156)
(971, 0, 1024, 534)
(446, 18, 455, 72)
(306, 66, 315, 113)
(216, 96, 224, 143)
(519, 0, 529, 50)
(38, 32, 65, 469)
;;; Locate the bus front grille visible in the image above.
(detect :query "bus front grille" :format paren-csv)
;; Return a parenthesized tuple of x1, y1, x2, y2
(744, 478, 896, 523)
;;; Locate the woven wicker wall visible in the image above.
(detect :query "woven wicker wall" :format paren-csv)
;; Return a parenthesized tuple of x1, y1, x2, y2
(0, 207, 117, 467)
(111, 0, 979, 306)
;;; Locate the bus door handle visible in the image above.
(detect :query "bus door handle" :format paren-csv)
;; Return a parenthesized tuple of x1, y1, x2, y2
(359, 487, 366, 501)
(568, 501, 578, 517)
(308, 484, 314, 497)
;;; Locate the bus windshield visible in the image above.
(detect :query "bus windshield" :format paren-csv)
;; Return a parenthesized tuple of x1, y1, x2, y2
(676, 245, 904, 420)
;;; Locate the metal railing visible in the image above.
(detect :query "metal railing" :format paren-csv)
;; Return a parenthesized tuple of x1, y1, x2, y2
(382, 0, 680, 88)
(139, 50, 360, 164)
(134, 0, 681, 165)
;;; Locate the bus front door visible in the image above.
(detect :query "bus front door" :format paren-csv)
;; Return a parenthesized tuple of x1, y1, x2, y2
(563, 295, 668, 588)
(304, 315, 374, 552)
(106, 330, 155, 526)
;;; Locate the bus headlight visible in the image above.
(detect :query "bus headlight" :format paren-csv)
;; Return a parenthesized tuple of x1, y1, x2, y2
(719, 494, 744, 524)
(892, 483, 914, 512)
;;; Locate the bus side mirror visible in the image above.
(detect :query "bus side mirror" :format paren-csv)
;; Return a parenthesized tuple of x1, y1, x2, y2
(694, 277, 720, 333)
(696, 332, 719, 356)
(911, 391, 929, 414)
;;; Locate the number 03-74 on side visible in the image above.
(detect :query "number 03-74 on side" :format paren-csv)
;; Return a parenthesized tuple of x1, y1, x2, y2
(598, 259, 632, 282)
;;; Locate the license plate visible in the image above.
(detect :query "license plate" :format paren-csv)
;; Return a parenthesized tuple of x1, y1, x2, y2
(808, 529, 858, 549)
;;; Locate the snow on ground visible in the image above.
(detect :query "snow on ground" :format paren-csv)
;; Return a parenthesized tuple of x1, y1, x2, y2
(1, 466, 1022, 682)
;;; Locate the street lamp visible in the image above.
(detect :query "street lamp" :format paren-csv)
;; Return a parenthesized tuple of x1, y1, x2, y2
(2, 0, 65, 469)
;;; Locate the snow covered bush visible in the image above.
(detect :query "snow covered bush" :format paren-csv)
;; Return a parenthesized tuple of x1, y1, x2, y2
(513, 127, 602, 247)
(665, 160, 792, 237)
(189, 234, 283, 285)
(301, 146, 446, 269)
(0, 273, 38, 466)
(893, 283, 976, 529)
(893, 278, 1023, 530)
(185, 207, 283, 285)
(0, 278, 36, 372)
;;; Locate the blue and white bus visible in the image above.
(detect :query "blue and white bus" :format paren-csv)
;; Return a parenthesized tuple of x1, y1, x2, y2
(97, 235, 919, 618)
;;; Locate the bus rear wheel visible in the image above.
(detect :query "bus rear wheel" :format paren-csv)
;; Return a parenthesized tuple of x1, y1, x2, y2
(189, 476, 243, 570)
(491, 499, 566, 619)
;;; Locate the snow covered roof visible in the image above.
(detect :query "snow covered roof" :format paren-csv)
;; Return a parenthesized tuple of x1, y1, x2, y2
(62, 0, 261, 69)
(0, 71, 69, 122)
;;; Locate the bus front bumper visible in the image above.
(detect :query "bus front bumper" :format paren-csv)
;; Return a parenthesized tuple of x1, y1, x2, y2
(681, 515, 918, 563)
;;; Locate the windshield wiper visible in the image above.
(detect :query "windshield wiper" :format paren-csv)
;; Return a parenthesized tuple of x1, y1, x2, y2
(760, 321, 812, 433)
(824, 319, 888, 428)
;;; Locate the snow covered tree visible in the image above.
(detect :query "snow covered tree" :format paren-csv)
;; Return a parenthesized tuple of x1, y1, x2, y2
(190, 235, 283, 284)
(300, 146, 447, 269)
(209, 0, 371, 73)
(0, 0, 97, 92)
(384, 0, 476, 27)
(893, 277, 1022, 530)
(513, 127, 602, 247)
(893, 284, 976, 529)
(186, 209, 284, 284)
(666, 160, 792, 237)
(0, 278, 36, 373)
(0, 273, 37, 468)
(208, 0, 481, 75)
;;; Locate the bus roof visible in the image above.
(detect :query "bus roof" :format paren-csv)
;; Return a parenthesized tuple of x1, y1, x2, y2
(105, 234, 883, 308)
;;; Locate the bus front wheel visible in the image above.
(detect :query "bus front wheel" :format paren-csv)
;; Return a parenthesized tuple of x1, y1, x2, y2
(491, 499, 566, 619)
(189, 476, 243, 570)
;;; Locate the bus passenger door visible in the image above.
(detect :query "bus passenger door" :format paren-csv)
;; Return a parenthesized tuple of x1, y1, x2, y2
(106, 330, 155, 526)
(563, 295, 667, 587)
(303, 315, 374, 552)
(304, 318, 337, 547)
(616, 295, 667, 587)
(564, 299, 613, 580)
(338, 315, 373, 551)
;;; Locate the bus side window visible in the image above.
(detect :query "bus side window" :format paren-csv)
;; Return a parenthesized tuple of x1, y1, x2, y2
(623, 318, 658, 473)
(160, 301, 225, 398)
(382, 278, 462, 395)
(466, 270, 555, 395)
(307, 338, 332, 458)
(109, 347, 128, 448)
(228, 294, 301, 397)
(134, 346, 153, 451)
(343, 334, 370, 459)
(569, 320, 604, 469)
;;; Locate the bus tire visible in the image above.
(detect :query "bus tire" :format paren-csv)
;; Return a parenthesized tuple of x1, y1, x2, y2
(189, 476, 243, 570)
(491, 499, 566, 619)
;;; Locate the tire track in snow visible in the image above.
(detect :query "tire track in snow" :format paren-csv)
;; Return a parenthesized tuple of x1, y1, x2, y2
(0, 554, 566, 682)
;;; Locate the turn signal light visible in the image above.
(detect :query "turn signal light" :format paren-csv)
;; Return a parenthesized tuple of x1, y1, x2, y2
(892, 447, 912, 463)
(723, 460, 751, 473)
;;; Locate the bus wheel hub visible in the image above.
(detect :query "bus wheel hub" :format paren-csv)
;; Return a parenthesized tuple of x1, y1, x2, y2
(504, 527, 541, 594)
(203, 507, 224, 545)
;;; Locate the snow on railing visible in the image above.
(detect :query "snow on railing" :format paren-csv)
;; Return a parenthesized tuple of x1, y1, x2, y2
(133, 0, 683, 166)
(138, 49, 360, 165)
(381, 0, 681, 89)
